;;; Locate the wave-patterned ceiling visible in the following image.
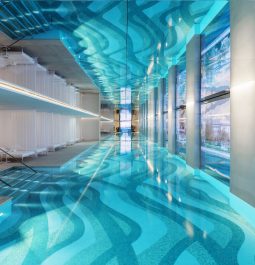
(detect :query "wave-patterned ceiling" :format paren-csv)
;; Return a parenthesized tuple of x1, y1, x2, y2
(0, 0, 227, 104)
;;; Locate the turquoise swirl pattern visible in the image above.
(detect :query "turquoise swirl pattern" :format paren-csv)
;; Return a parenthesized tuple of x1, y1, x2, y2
(0, 0, 224, 103)
(0, 135, 255, 265)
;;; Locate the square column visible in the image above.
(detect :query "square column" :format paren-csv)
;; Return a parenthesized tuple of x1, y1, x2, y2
(157, 78, 165, 146)
(80, 92, 100, 141)
(230, 0, 255, 207)
(148, 89, 155, 141)
(186, 35, 201, 169)
(168, 66, 177, 154)
(145, 99, 148, 137)
(153, 87, 158, 142)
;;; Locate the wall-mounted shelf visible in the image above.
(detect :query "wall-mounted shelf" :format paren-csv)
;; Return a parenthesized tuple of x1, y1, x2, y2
(0, 80, 111, 121)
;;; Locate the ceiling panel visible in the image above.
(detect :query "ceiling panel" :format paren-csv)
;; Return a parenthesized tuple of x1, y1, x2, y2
(0, 0, 228, 104)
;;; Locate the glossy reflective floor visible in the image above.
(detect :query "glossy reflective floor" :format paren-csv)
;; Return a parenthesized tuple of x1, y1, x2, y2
(0, 134, 255, 265)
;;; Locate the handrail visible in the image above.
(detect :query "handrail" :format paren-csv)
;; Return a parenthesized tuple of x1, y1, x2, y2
(0, 147, 37, 173)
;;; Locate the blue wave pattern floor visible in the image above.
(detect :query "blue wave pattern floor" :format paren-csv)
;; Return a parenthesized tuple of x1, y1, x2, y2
(0, 135, 255, 265)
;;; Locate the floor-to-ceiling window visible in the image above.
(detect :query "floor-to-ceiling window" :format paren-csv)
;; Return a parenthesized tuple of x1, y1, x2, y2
(176, 55, 186, 159)
(120, 87, 132, 132)
(201, 5, 230, 181)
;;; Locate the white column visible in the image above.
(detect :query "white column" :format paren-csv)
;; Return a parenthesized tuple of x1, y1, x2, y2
(168, 66, 176, 154)
(148, 88, 155, 141)
(157, 78, 165, 146)
(186, 35, 201, 169)
(80, 92, 100, 141)
(230, 0, 255, 206)
(145, 99, 148, 137)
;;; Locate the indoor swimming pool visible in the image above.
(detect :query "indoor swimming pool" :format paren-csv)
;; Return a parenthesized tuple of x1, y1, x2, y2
(0, 135, 255, 265)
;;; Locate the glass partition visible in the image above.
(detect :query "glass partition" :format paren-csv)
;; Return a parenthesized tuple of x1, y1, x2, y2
(176, 55, 186, 158)
(163, 113, 168, 147)
(176, 57, 186, 107)
(176, 108, 186, 158)
(201, 6, 230, 99)
(120, 109, 131, 132)
(120, 87, 132, 132)
(200, 4, 230, 181)
(201, 97, 230, 180)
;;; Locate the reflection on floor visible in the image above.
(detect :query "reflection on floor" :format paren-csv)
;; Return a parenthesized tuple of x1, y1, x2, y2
(0, 141, 98, 169)
(0, 134, 255, 265)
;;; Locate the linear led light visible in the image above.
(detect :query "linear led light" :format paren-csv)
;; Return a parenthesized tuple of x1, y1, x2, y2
(82, 116, 113, 122)
(0, 79, 112, 121)
(100, 117, 113, 122)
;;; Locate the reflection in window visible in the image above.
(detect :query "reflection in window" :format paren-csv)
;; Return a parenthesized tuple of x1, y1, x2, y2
(120, 109, 131, 131)
(120, 87, 131, 105)
(163, 112, 168, 147)
(201, 6, 230, 99)
(201, 98, 230, 180)
(163, 80, 168, 112)
(200, 4, 230, 181)
(201, 31, 230, 98)
(155, 114, 158, 141)
(120, 133, 131, 154)
(176, 56, 186, 157)
(176, 66, 186, 106)
(154, 87, 158, 114)
(176, 108, 186, 158)
(120, 87, 131, 132)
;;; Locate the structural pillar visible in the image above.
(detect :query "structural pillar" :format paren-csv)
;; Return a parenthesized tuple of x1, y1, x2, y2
(80, 92, 100, 141)
(168, 66, 176, 154)
(148, 88, 155, 141)
(145, 99, 148, 137)
(230, 0, 255, 207)
(186, 35, 201, 169)
(157, 78, 165, 146)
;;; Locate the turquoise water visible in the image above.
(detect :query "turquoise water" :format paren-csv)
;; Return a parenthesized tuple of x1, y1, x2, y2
(0, 134, 255, 265)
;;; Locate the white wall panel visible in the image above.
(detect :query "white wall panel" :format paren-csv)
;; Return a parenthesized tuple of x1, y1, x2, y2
(0, 110, 83, 151)
(80, 118, 100, 141)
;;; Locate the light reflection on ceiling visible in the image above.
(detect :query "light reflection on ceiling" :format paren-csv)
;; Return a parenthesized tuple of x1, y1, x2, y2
(0, 0, 228, 104)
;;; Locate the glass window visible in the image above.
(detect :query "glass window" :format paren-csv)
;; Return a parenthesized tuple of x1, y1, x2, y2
(120, 87, 131, 105)
(163, 112, 168, 147)
(201, 6, 230, 99)
(154, 87, 158, 115)
(176, 55, 186, 157)
(201, 98, 230, 181)
(120, 133, 131, 153)
(120, 108, 131, 131)
(176, 56, 186, 107)
(163, 78, 168, 147)
(200, 4, 230, 181)
(176, 108, 186, 159)
(155, 114, 158, 141)
(120, 87, 132, 132)
(163, 79, 168, 112)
